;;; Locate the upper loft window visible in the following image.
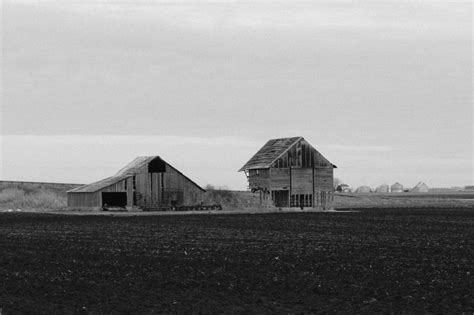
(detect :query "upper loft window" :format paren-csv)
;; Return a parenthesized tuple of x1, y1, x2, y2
(148, 157, 166, 173)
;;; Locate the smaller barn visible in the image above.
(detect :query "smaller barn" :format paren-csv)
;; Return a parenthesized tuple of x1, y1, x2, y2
(411, 182, 429, 193)
(355, 186, 372, 193)
(239, 137, 336, 209)
(68, 156, 205, 210)
(391, 182, 404, 193)
(375, 184, 389, 193)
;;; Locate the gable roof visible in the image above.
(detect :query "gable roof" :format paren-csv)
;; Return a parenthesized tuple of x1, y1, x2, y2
(412, 182, 429, 192)
(68, 156, 205, 193)
(239, 137, 301, 171)
(115, 156, 157, 176)
(239, 137, 336, 171)
(413, 182, 428, 188)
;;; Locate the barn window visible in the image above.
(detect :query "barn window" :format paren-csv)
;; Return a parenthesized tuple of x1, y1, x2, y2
(148, 157, 166, 173)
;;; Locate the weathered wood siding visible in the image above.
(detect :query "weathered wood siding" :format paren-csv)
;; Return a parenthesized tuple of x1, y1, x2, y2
(290, 168, 313, 194)
(269, 168, 290, 190)
(133, 165, 203, 207)
(314, 168, 334, 191)
(247, 169, 270, 190)
(164, 165, 204, 205)
(68, 178, 132, 209)
(67, 192, 100, 209)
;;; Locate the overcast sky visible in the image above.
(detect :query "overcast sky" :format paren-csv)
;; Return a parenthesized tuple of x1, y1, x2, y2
(1, 0, 472, 189)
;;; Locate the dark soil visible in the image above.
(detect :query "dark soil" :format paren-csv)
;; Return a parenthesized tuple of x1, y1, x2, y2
(0, 209, 473, 313)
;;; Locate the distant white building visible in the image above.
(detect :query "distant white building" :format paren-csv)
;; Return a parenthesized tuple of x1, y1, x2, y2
(391, 182, 404, 193)
(355, 186, 372, 193)
(411, 182, 429, 193)
(375, 184, 389, 193)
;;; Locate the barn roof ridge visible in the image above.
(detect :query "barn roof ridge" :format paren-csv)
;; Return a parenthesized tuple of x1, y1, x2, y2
(238, 136, 336, 171)
(68, 155, 205, 193)
(238, 136, 302, 171)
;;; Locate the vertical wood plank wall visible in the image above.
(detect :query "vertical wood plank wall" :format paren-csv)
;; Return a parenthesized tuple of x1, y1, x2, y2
(68, 161, 204, 209)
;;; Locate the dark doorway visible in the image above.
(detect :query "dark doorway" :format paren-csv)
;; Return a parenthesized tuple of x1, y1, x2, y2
(273, 190, 289, 207)
(102, 192, 127, 207)
(148, 157, 166, 173)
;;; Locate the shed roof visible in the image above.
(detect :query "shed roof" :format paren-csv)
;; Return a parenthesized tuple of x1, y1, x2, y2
(239, 137, 336, 171)
(67, 174, 131, 193)
(68, 156, 205, 193)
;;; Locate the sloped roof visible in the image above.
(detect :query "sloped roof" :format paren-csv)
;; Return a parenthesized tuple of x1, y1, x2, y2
(413, 182, 428, 189)
(67, 174, 131, 193)
(115, 156, 156, 176)
(68, 156, 205, 193)
(412, 182, 429, 192)
(239, 137, 336, 171)
(239, 137, 301, 171)
(391, 182, 403, 187)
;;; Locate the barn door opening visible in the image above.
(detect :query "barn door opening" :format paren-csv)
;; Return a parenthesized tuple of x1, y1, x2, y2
(273, 190, 289, 207)
(102, 192, 127, 207)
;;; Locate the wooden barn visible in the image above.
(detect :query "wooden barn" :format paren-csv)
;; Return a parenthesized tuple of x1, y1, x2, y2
(67, 156, 205, 210)
(239, 137, 337, 209)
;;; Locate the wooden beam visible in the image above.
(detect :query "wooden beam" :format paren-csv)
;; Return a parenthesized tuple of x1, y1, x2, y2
(312, 166, 315, 208)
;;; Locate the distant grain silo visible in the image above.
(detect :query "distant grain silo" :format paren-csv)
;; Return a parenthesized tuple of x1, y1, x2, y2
(355, 186, 372, 193)
(391, 182, 404, 193)
(375, 184, 389, 193)
(411, 182, 429, 193)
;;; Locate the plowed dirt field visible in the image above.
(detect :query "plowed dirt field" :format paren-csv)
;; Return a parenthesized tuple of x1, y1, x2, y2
(0, 209, 473, 313)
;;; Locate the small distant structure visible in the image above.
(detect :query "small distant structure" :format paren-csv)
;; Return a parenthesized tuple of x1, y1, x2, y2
(375, 184, 389, 193)
(355, 186, 372, 193)
(336, 184, 352, 193)
(391, 182, 404, 193)
(464, 185, 474, 191)
(411, 182, 429, 193)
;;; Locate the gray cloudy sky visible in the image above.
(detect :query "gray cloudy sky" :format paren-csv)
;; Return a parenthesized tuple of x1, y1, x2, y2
(1, 0, 473, 189)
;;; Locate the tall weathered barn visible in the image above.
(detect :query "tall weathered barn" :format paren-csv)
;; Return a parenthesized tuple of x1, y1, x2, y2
(239, 137, 336, 209)
(68, 156, 205, 210)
